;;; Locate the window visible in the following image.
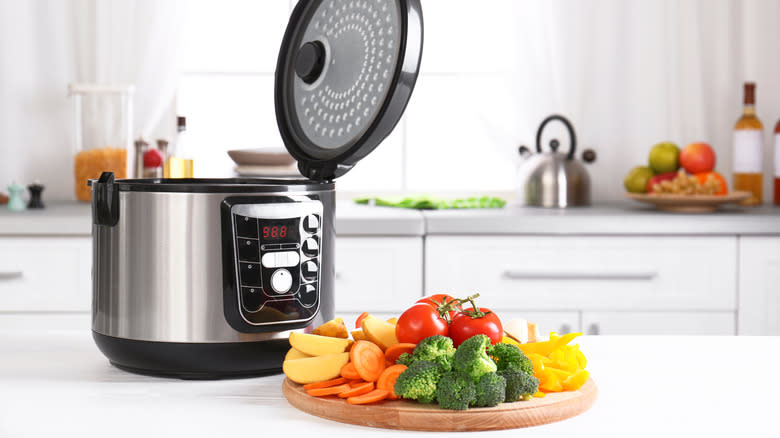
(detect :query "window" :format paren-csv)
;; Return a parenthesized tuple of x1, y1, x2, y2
(177, 0, 516, 196)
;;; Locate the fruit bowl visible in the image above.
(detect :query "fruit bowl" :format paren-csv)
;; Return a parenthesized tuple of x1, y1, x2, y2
(625, 191, 751, 213)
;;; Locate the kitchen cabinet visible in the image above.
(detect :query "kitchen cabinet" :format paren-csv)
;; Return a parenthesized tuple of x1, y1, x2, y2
(0, 237, 92, 312)
(425, 235, 738, 335)
(581, 311, 735, 335)
(737, 236, 780, 335)
(333, 236, 424, 316)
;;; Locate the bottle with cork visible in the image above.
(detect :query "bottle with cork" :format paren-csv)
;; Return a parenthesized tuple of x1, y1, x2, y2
(166, 116, 194, 178)
(732, 82, 764, 206)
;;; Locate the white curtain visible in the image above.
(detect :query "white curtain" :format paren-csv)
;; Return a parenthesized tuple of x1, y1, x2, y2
(468, 0, 780, 201)
(0, 0, 186, 200)
(72, 0, 186, 140)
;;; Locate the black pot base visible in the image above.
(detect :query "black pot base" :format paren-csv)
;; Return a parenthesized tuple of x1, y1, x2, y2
(93, 331, 289, 380)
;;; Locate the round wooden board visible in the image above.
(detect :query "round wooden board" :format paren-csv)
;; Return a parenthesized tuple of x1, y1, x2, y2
(282, 377, 598, 432)
(625, 191, 751, 213)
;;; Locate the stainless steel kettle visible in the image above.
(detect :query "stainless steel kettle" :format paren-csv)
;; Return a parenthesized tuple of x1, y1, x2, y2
(516, 115, 596, 207)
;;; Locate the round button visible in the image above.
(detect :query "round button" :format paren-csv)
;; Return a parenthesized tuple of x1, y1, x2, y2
(303, 214, 320, 233)
(302, 237, 319, 257)
(301, 261, 318, 281)
(270, 269, 293, 294)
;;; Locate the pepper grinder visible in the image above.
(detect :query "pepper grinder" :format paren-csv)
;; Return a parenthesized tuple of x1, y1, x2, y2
(7, 182, 26, 212)
(27, 181, 45, 209)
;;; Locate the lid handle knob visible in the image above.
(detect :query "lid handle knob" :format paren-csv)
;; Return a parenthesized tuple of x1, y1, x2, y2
(294, 41, 326, 84)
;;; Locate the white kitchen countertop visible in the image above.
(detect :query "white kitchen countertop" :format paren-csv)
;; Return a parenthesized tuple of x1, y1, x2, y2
(2, 199, 780, 237)
(422, 201, 780, 235)
(1, 329, 777, 437)
(0, 201, 426, 237)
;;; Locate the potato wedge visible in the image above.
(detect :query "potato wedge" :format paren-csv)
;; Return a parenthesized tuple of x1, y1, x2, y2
(361, 314, 398, 351)
(312, 317, 349, 338)
(284, 347, 311, 361)
(282, 352, 350, 384)
(351, 329, 367, 341)
(289, 332, 353, 356)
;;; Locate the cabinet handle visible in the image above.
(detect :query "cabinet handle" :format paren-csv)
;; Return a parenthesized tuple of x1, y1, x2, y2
(0, 271, 23, 280)
(559, 324, 572, 334)
(587, 323, 600, 335)
(502, 269, 657, 281)
(335, 272, 342, 280)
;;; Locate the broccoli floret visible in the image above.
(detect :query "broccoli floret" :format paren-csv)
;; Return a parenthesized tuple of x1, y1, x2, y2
(435, 371, 476, 410)
(393, 360, 444, 404)
(471, 372, 506, 408)
(406, 335, 456, 371)
(488, 342, 533, 375)
(396, 352, 414, 366)
(499, 370, 539, 402)
(452, 334, 497, 382)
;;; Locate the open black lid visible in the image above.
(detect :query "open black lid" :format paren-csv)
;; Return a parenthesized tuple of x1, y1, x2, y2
(275, 0, 423, 181)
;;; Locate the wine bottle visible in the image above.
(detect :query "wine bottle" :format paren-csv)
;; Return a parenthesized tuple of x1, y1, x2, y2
(774, 118, 780, 205)
(733, 82, 764, 205)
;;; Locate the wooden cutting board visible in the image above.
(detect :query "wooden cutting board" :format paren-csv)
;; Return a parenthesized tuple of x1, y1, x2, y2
(282, 377, 597, 431)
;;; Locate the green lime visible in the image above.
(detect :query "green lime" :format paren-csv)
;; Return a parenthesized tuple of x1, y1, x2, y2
(648, 142, 680, 174)
(624, 166, 655, 193)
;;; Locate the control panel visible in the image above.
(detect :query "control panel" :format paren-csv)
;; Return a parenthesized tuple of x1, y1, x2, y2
(221, 196, 323, 332)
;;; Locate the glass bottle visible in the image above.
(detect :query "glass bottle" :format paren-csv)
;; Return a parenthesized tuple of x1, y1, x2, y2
(167, 116, 194, 178)
(774, 118, 780, 205)
(732, 82, 763, 206)
(68, 83, 134, 201)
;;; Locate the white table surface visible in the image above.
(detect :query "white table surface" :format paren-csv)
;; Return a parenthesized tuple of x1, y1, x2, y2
(1, 330, 778, 438)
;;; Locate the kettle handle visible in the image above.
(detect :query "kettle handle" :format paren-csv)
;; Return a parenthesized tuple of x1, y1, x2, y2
(536, 114, 577, 160)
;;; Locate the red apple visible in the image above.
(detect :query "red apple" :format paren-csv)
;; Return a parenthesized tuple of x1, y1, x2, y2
(646, 172, 678, 193)
(679, 142, 716, 174)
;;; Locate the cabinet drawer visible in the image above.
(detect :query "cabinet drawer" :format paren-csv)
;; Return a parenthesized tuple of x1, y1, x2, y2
(581, 311, 735, 335)
(334, 237, 423, 313)
(0, 237, 92, 311)
(425, 236, 736, 311)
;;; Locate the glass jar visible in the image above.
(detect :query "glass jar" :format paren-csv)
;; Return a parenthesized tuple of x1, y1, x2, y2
(68, 84, 134, 201)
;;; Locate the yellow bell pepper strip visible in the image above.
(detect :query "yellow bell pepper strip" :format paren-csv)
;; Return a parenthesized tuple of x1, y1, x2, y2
(517, 332, 581, 357)
(532, 391, 546, 398)
(562, 370, 590, 391)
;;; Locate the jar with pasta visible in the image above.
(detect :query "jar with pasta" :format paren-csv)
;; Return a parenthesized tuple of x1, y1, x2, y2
(68, 84, 134, 201)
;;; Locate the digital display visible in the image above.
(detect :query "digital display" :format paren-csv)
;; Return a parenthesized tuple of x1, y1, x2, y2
(259, 218, 299, 243)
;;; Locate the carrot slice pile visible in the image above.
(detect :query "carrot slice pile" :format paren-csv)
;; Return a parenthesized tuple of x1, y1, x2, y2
(384, 343, 416, 364)
(337, 382, 374, 398)
(346, 389, 390, 405)
(349, 340, 386, 382)
(306, 384, 352, 397)
(302, 377, 348, 391)
(376, 364, 407, 400)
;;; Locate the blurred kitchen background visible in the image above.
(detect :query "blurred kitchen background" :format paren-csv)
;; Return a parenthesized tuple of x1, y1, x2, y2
(2, 0, 780, 202)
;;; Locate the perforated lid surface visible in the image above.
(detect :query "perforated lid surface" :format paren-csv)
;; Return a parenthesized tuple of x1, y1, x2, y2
(275, 0, 423, 181)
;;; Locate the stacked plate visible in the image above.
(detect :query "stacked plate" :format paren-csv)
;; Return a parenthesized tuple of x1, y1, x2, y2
(227, 148, 301, 177)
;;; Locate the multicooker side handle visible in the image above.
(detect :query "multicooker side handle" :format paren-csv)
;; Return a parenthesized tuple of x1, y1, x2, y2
(93, 172, 119, 226)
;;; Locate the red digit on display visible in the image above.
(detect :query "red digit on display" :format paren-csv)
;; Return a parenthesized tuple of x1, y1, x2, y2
(263, 226, 269, 238)
(271, 226, 279, 238)
(280, 226, 287, 238)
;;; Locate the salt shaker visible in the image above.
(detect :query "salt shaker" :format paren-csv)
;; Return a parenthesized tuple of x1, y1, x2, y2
(7, 182, 25, 212)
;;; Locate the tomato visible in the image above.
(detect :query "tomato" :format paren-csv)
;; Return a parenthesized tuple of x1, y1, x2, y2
(395, 303, 449, 344)
(449, 307, 503, 347)
(416, 294, 461, 321)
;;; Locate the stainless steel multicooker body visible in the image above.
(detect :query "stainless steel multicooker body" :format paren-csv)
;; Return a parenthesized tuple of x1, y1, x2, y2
(90, 0, 423, 378)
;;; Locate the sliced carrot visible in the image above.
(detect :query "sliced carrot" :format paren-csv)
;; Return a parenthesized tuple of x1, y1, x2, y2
(338, 381, 374, 398)
(384, 343, 416, 364)
(346, 389, 390, 405)
(302, 376, 348, 391)
(349, 340, 386, 382)
(306, 384, 352, 397)
(348, 379, 367, 387)
(376, 364, 407, 400)
(340, 362, 361, 380)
